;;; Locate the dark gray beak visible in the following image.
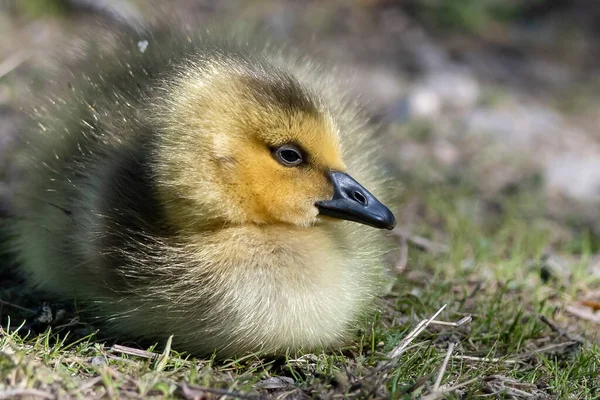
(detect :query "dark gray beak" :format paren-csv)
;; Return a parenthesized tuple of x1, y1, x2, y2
(315, 171, 396, 230)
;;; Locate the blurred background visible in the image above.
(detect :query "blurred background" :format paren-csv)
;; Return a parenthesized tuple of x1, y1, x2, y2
(1, 0, 600, 284)
(1, 3, 599, 396)
(1, 0, 600, 227)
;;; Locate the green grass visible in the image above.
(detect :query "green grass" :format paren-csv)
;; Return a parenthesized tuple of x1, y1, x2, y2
(2, 178, 599, 399)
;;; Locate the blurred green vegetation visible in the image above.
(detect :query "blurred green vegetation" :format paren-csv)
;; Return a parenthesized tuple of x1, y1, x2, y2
(407, 0, 554, 34)
(4, 0, 70, 18)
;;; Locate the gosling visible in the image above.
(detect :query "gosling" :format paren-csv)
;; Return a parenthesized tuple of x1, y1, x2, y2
(9, 26, 396, 357)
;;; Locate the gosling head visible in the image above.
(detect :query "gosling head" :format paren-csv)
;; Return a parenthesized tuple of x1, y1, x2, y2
(152, 54, 396, 232)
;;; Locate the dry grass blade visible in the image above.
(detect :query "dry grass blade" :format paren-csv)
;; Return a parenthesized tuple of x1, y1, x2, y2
(395, 236, 409, 272)
(452, 355, 518, 364)
(432, 342, 455, 392)
(0, 388, 55, 400)
(154, 335, 173, 372)
(0, 51, 31, 79)
(529, 341, 579, 355)
(109, 341, 193, 367)
(539, 315, 583, 343)
(421, 377, 480, 400)
(407, 235, 450, 254)
(393, 228, 450, 254)
(452, 337, 579, 369)
(179, 383, 264, 400)
(429, 315, 472, 327)
(565, 305, 600, 325)
(482, 375, 542, 398)
(388, 304, 447, 359)
(363, 307, 465, 398)
(110, 344, 158, 359)
(73, 376, 104, 394)
(0, 299, 37, 315)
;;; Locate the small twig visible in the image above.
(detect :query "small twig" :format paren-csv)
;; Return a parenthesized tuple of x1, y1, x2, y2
(433, 342, 455, 392)
(564, 305, 600, 325)
(502, 387, 536, 398)
(539, 315, 567, 337)
(179, 383, 264, 400)
(110, 344, 156, 359)
(466, 282, 483, 300)
(528, 341, 579, 355)
(53, 318, 84, 330)
(539, 314, 584, 344)
(108, 342, 192, 366)
(388, 304, 447, 359)
(429, 315, 472, 327)
(0, 299, 37, 315)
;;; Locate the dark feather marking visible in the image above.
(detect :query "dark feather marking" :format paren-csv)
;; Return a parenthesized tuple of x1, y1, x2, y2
(48, 202, 73, 216)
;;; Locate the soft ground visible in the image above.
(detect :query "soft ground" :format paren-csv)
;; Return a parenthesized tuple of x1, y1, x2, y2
(1, 1, 599, 399)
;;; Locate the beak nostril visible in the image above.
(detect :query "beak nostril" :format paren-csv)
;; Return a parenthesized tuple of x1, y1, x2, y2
(351, 190, 367, 205)
(318, 171, 395, 229)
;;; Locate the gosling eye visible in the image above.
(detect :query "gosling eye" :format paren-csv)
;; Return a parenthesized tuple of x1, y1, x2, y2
(273, 144, 304, 167)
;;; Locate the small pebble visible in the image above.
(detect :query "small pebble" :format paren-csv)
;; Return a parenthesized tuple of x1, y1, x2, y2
(137, 40, 148, 53)
(36, 304, 53, 324)
(255, 376, 294, 389)
(88, 356, 107, 367)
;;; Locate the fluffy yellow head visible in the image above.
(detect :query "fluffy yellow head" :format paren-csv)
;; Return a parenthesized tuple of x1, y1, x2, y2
(226, 113, 345, 227)
(153, 54, 393, 232)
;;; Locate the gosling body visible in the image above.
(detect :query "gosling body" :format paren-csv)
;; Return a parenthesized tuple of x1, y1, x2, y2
(9, 26, 395, 357)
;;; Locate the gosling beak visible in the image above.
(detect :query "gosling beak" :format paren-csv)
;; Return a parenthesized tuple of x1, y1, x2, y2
(316, 171, 396, 230)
